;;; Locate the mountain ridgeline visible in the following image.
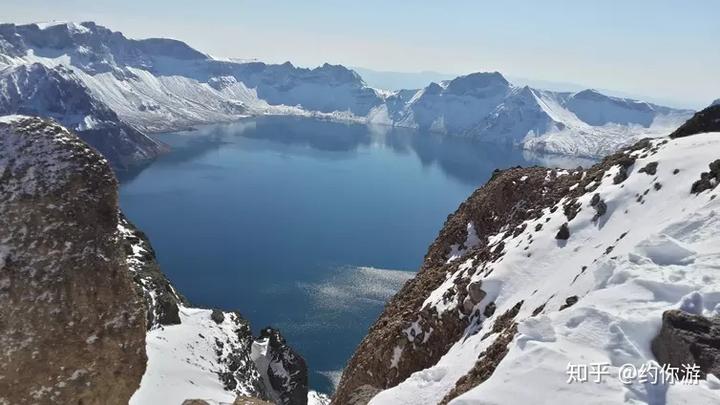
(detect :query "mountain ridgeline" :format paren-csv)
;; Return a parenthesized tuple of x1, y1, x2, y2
(0, 21, 693, 173)
(1, 20, 718, 405)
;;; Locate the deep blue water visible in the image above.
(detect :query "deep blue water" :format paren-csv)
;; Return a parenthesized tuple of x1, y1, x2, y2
(118, 116, 586, 393)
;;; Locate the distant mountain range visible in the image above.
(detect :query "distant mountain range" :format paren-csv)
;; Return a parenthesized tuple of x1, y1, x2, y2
(0, 21, 695, 170)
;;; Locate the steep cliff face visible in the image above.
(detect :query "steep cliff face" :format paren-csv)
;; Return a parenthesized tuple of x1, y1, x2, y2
(336, 113, 720, 403)
(0, 116, 309, 405)
(0, 116, 147, 404)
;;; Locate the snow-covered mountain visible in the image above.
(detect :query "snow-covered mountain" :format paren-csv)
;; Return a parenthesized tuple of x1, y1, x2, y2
(0, 61, 165, 170)
(0, 21, 694, 169)
(375, 72, 693, 158)
(334, 106, 720, 404)
(0, 22, 381, 131)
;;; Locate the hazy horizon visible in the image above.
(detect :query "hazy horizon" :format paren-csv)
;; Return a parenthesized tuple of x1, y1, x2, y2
(3, 0, 718, 109)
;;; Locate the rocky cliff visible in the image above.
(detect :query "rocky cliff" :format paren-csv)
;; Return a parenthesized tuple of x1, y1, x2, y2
(335, 107, 720, 404)
(0, 116, 309, 405)
(0, 116, 147, 404)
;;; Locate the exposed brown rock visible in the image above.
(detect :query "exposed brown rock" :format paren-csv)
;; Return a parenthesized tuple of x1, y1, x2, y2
(440, 322, 519, 404)
(590, 194, 607, 222)
(233, 396, 276, 405)
(467, 281, 486, 304)
(119, 215, 188, 328)
(182, 397, 274, 405)
(0, 117, 147, 404)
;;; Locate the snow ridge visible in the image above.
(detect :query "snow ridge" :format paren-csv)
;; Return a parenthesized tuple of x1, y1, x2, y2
(0, 22, 694, 164)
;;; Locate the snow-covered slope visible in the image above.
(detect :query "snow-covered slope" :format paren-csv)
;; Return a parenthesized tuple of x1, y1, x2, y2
(0, 22, 693, 164)
(383, 73, 693, 158)
(120, 196, 313, 405)
(0, 22, 382, 133)
(0, 62, 165, 170)
(335, 117, 720, 404)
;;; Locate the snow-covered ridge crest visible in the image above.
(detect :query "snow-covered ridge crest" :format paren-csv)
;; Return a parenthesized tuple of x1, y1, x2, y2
(0, 61, 165, 171)
(335, 127, 720, 404)
(0, 21, 380, 130)
(0, 21, 693, 164)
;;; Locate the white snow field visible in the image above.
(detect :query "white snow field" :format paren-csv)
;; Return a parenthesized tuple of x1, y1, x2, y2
(370, 132, 720, 404)
(130, 307, 252, 405)
(129, 306, 331, 405)
(0, 22, 693, 159)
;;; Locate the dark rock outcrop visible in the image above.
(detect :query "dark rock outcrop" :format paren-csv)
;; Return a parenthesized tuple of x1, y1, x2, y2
(255, 328, 309, 405)
(691, 159, 720, 194)
(119, 216, 188, 328)
(639, 161, 659, 175)
(212, 308, 226, 324)
(590, 193, 608, 221)
(651, 309, 720, 378)
(0, 117, 147, 404)
(559, 296, 579, 311)
(670, 103, 720, 139)
(555, 223, 571, 240)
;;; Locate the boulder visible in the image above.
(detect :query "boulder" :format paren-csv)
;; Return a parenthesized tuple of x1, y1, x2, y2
(559, 296, 579, 311)
(555, 223, 571, 240)
(651, 309, 720, 378)
(211, 309, 226, 324)
(467, 281, 487, 304)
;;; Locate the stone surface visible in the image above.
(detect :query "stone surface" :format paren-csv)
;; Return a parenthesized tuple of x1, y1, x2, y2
(555, 223, 571, 240)
(0, 117, 147, 404)
(670, 104, 720, 139)
(651, 309, 720, 378)
(256, 328, 309, 405)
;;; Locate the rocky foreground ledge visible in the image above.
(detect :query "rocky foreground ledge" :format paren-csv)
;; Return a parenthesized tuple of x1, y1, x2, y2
(335, 103, 720, 404)
(0, 116, 312, 405)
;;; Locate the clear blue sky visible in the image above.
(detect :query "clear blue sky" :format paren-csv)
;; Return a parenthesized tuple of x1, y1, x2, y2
(3, 0, 718, 108)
